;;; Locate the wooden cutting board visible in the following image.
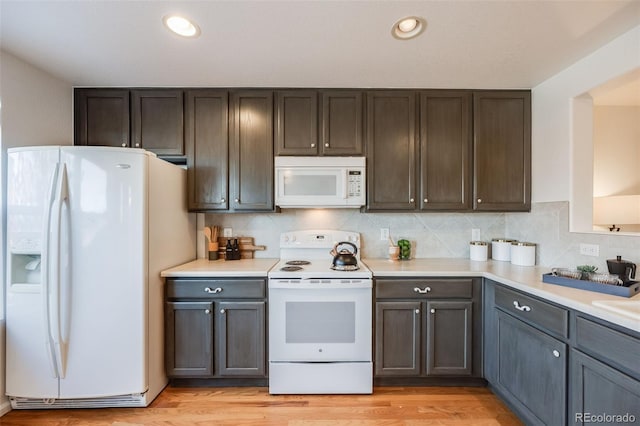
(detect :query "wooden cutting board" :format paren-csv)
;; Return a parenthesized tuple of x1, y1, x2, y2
(215, 237, 266, 259)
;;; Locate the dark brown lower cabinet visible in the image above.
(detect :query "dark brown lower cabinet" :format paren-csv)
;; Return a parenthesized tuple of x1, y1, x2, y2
(374, 278, 480, 381)
(165, 278, 267, 380)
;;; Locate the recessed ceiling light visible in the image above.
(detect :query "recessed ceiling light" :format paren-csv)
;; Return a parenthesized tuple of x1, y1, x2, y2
(391, 16, 426, 40)
(163, 15, 201, 38)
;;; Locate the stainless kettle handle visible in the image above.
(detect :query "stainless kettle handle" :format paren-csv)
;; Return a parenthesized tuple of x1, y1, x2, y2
(333, 241, 358, 256)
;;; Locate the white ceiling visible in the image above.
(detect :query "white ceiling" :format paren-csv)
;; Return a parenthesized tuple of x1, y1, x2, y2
(1, 0, 639, 89)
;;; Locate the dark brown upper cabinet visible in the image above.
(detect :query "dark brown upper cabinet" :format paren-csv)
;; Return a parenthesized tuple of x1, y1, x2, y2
(275, 91, 318, 155)
(473, 91, 531, 211)
(321, 90, 364, 155)
(74, 89, 130, 148)
(74, 88, 185, 157)
(131, 89, 184, 156)
(229, 90, 275, 212)
(185, 89, 229, 211)
(275, 90, 363, 156)
(419, 91, 472, 210)
(366, 91, 417, 211)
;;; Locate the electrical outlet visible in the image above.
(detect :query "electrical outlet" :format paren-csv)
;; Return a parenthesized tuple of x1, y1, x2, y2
(380, 228, 390, 241)
(223, 227, 233, 237)
(471, 228, 481, 241)
(580, 243, 600, 257)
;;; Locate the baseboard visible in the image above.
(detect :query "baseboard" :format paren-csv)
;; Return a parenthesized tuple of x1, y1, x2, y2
(0, 397, 12, 417)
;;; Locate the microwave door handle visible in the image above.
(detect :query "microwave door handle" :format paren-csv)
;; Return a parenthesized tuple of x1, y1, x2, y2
(341, 169, 348, 199)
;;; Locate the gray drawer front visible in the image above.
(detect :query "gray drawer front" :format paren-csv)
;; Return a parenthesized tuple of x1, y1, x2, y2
(376, 279, 473, 299)
(575, 316, 640, 376)
(167, 279, 266, 299)
(495, 286, 568, 339)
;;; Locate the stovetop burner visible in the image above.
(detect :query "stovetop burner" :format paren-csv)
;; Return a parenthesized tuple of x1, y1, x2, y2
(330, 264, 360, 272)
(285, 260, 311, 266)
(280, 266, 304, 272)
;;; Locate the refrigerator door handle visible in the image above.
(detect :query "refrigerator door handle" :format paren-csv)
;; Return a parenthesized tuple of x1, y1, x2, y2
(42, 163, 60, 379)
(50, 163, 70, 379)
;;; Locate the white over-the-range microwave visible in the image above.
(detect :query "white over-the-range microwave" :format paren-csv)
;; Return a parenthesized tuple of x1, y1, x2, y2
(274, 156, 366, 208)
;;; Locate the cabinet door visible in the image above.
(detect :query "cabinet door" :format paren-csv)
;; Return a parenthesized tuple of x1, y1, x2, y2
(217, 301, 266, 377)
(375, 301, 421, 377)
(570, 349, 640, 426)
(275, 90, 318, 155)
(321, 90, 363, 155)
(74, 89, 130, 148)
(165, 301, 214, 378)
(419, 91, 472, 210)
(473, 91, 531, 211)
(131, 89, 184, 155)
(185, 90, 229, 210)
(426, 301, 472, 376)
(230, 90, 274, 211)
(366, 91, 417, 211)
(496, 310, 566, 425)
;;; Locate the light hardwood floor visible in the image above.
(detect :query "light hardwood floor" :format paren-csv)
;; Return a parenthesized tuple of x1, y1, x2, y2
(0, 386, 523, 425)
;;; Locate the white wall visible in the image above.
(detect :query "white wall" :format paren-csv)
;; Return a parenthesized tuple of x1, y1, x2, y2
(0, 50, 72, 415)
(531, 25, 640, 203)
(593, 106, 640, 196)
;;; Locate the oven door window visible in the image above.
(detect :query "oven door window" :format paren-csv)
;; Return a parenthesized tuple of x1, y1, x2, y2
(286, 301, 355, 343)
(269, 287, 371, 362)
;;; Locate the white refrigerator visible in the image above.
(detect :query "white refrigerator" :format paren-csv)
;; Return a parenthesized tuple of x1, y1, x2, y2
(5, 146, 195, 409)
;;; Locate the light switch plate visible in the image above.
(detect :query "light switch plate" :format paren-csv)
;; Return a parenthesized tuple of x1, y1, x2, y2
(579, 243, 599, 257)
(380, 228, 390, 241)
(471, 228, 481, 241)
(223, 228, 232, 237)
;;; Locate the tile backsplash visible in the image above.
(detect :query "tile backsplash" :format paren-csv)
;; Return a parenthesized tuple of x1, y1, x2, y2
(206, 201, 640, 270)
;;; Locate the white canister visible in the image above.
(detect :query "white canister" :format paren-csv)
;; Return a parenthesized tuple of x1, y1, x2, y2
(510, 242, 536, 266)
(492, 238, 517, 261)
(469, 241, 488, 261)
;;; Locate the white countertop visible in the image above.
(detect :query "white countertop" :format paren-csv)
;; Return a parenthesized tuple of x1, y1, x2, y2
(160, 257, 639, 332)
(363, 258, 640, 333)
(160, 258, 279, 278)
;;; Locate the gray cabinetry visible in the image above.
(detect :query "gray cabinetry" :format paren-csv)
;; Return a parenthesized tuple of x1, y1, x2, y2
(473, 91, 531, 211)
(275, 90, 318, 155)
(419, 91, 472, 210)
(185, 89, 229, 211)
(485, 281, 568, 425)
(74, 88, 185, 157)
(374, 278, 481, 381)
(321, 90, 364, 155)
(230, 90, 275, 211)
(366, 91, 417, 211)
(165, 278, 267, 380)
(495, 310, 567, 425)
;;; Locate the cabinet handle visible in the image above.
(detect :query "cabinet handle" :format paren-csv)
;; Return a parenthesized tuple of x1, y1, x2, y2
(552, 350, 560, 358)
(477, 198, 483, 203)
(513, 301, 531, 312)
(424, 198, 428, 203)
(430, 308, 435, 314)
(410, 198, 415, 203)
(220, 309, 226, 314)
(414, 286, 431, 294)
(121, 142, 127, 147)
(205, 309, 211, 314)
(311, 143, 316, 148)
(415, 309, 420, 314)
(221, 198, 225, 203)
(234, 198, 239, 203)
(135, 142, 140, 148)
(324, 143, 329, 147)
(204, 287, 223, 294)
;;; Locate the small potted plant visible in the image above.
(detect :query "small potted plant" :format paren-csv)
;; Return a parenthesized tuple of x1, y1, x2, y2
(576, 265, 598, 280)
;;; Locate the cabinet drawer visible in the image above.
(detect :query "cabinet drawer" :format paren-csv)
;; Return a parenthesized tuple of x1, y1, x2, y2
(167, 279, 266, 299)
(575, 316, 640, 377)
(376, 279, 473, 299)
(494, 285, 568, 339)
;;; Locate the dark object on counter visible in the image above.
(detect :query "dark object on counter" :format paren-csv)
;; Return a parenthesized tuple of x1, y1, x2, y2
(208, 250, 218, 261)
(542, 273, 640, 298)
(607, 256, 637, 284)
(232, 239, 241, 260)
(330, 241, 359, 271)
(225, 239, 235, 260)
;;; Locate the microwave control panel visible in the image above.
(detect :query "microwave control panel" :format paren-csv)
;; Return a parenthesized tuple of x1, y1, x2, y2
(348, 170, 363, 197)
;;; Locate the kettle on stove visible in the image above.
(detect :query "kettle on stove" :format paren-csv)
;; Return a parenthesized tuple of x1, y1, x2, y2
(330, 241, 359, 271)
(606, 255, 637, 284)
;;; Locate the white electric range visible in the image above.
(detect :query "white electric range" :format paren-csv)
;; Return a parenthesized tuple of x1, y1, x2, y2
(267, 230, 372, 395)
